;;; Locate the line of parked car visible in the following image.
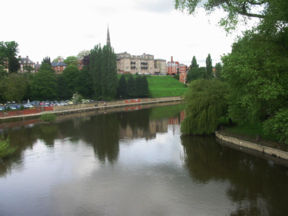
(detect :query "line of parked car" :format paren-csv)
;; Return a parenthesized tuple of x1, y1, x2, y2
(0, 100, 94, 111)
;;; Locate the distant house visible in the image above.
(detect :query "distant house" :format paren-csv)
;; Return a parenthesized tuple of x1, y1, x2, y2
(19, 56, 36, 73)
(167, 56, 187, 84)
(51, 61, 66, 74)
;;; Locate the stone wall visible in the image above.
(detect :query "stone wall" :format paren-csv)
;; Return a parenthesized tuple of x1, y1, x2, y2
(216, 131, 288, 160)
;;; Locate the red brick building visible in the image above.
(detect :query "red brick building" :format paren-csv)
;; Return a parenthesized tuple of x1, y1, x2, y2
(167, 56, 187, 84)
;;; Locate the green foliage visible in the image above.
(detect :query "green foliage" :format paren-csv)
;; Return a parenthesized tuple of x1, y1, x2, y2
(126, 75, 136, 98)
(64, 56, 78, 66)
(0, 41, 20, 73)
(40, 113, 57, 122)
(181, 79, 228, 135)
(205, 54, 213, 79)
(72, 92, 83, 104)
(0, 137, 15, 159)
(215, 62, 222, 79)
(263, 109, 288, 144)
(147, 76, 187, 98)
(0, 73, 28, 102)
(42, 57, 51, 65)
(89, 44, 118, 100)
(187, 56, 199, 83)
(222, 30, 288, 124)
(30, 63, 57, 100)
(101, 45, 118, 100)
(117, 75, 128, 99)
(61, 65, 81, 98)
(77, 66, 93, 98)
(89, 45, 103, 98)
(176, 0, 288, 33)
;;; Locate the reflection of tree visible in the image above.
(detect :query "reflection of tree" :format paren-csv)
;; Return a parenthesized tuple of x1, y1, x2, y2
(181, 136, 288, 216)
(79, 113, 120, 163)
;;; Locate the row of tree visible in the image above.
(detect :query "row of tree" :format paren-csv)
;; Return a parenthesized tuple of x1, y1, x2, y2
(0, 42, 150, 103)
(178, 0, 288, 144)
(186, 54, 222, 83)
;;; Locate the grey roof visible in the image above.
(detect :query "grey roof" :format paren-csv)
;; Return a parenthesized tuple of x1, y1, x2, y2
(51, 62, 66, 67)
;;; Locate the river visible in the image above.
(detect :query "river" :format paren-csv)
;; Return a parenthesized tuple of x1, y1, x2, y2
(0, 104, 288, 216)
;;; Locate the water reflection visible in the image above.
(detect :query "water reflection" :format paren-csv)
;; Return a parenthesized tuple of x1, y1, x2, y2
(0, 106, 184, 176)
(181, 136, 288, 216)
(1, 105, 288, 216)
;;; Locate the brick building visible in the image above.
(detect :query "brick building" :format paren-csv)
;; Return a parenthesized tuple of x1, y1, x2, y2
(167, 56, 187, 83)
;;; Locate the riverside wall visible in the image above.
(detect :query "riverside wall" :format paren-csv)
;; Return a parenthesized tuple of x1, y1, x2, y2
(216, 131, 288, 162)
(0, 97, 183, 121)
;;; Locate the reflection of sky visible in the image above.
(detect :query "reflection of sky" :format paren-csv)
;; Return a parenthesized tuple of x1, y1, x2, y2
(0, 121, 235, 216)
(118, 125, 184, 168)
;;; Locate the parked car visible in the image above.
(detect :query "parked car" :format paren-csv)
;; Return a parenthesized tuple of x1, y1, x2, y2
(23, 103, 34, 109)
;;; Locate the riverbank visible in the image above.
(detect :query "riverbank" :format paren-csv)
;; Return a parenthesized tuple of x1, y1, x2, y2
(0, 96, 183, 122)
(216, 131, 288, 166)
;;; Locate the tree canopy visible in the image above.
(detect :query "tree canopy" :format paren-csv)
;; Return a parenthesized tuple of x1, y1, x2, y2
(175, 0, 288, 32)
(0, 41, 20, 73)
(181, 79, 228, 135)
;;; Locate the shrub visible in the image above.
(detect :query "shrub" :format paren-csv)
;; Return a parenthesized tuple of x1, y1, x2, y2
(263, 109, 288, 144)
(181, 79, 228, 135)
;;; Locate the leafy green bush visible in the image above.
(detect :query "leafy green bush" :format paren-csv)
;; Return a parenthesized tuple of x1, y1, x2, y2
(0, 138, 15, 159)
(40, 113, 56, 122)
(263, 109, 288, 144)
(181, 79, 228, 135)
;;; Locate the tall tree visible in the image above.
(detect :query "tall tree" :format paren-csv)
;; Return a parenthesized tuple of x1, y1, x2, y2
(215, 63, 222, 79)
(0, 74, 28, 102)
(101, 45, 117, 99)
(127, 75, 136, 98)
(181, 79, 228, 135)
(117, 75, 128, 99)
(42, 57, 51, 65)
(89, 45, 103, 99)
(222, 30, 288, 124)
(61, 65, 81, 98)
(30, 63, 57, 100)
(187, 56, 200, 83)
(205, 54, 213, 79)
(77, 66, 93, 98)
(89, 44, 117, 100)
(64, 56, 78, 67)
(0, 41, 20, 73)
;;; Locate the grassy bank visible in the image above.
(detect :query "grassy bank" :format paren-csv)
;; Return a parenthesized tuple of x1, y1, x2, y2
(147, 76, 187, 98)
(223, 123, 279, 144)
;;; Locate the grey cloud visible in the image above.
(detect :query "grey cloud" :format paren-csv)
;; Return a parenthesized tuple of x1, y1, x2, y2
(135, 0, 175, 13)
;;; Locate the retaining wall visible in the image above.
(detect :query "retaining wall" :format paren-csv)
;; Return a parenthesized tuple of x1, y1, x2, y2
(216, 131, 288, 161)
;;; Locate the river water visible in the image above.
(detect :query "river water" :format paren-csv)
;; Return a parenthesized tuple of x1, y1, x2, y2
(0, 104, 288, 216)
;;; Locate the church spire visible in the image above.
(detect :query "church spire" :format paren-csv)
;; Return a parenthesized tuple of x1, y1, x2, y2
(106, 26, 111, 47)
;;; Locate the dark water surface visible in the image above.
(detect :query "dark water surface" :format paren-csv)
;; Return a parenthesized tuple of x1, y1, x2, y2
(0, 105, 288, 216)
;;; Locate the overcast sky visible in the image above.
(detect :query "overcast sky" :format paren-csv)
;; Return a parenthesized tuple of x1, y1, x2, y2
(1, 0, 244, 66)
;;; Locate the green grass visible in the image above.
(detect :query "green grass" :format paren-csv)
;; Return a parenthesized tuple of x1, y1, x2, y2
(40, 113, 57, 122)
(223, 123, 277, 142)
(147, 76, 187, 98)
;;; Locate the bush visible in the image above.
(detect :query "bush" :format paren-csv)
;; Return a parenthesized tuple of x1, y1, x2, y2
(263, 109, 288, 144)
(40, 113, 56, 122)
(181, 79, 228, 135)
